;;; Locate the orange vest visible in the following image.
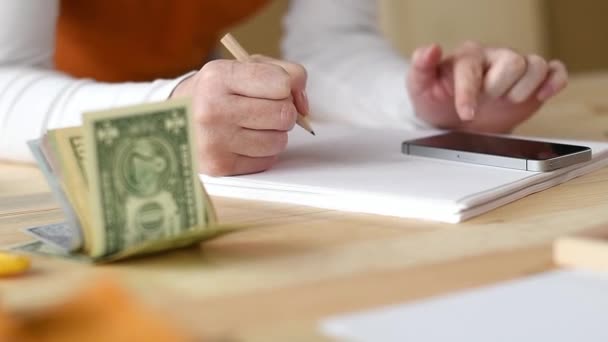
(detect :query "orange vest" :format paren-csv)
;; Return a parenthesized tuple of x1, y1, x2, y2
(55, 0, 269, 82)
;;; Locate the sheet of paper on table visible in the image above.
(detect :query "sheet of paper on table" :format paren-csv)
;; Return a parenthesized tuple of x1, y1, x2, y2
(201, 123, 608, 223)
(320, 269, 608, 342)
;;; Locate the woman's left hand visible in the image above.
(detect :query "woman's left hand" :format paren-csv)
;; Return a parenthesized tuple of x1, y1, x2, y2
(407, 41, 568, 133)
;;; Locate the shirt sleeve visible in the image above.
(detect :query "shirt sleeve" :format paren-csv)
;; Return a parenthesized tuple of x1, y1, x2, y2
(282, 0, 430, 130)
(0, 0, 191, 163)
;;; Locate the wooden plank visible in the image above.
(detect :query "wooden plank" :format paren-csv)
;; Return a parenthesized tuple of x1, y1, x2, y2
(554, 224, 608, 271)
(380, 0, 547, 55)
(1, 73, 608, 341)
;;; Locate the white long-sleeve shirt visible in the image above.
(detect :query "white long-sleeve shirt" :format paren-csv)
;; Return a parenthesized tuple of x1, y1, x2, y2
(0, 0, 419, 163)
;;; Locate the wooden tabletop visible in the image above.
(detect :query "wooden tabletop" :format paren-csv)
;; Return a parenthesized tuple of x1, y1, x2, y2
(2, 72, 608, 341)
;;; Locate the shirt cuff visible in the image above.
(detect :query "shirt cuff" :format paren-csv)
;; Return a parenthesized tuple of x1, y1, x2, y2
(145, 71, 197, 102)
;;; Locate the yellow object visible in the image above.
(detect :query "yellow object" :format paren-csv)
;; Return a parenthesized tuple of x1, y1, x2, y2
(0, 252, 31, 277)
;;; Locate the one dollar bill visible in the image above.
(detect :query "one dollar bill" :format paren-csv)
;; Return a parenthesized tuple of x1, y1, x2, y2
(23, 99, 223, 262)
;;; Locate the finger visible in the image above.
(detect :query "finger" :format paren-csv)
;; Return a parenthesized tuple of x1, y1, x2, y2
(251, 55, 310, 115)
(407, 44, 443, 95)
(295, 89, 310, 117)
(199, 94, 297, 131)
(232, 155, 278, 176)
(507, 54, 549, 103)
(453, 42, 485, 120)
(537, 60, 568, 101)
(251, 55, 308, 92)
(230, 129, 289, 158)
(235, 97, 297, 131)
(200, 59, 292, 100)
(483, 48, 527, 98)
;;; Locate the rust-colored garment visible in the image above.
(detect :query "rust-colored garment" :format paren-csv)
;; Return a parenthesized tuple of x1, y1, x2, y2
(55, 0, 269, 82)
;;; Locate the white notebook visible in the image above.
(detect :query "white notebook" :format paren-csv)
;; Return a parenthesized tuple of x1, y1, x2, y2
(200, 124, 608, 223)
(320, 270, 608, 342)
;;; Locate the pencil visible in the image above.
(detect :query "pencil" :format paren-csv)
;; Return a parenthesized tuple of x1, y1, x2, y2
(220, 33, 315, 136)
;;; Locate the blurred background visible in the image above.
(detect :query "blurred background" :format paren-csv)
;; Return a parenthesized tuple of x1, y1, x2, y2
(228, 0, 608, 74)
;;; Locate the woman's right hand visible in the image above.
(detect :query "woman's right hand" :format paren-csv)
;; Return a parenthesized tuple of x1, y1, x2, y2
(171, 56, 309, 176)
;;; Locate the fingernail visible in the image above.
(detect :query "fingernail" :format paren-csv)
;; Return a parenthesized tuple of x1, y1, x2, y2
(300, 90, 310, 115)
(462, 105, 475, 121)
(425, 45, 436, 58)
(413, 46, 430, 61)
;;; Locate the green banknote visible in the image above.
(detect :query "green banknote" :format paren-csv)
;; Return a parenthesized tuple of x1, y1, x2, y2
(84, 99, 215, 258)
(20, 99, 222, 262)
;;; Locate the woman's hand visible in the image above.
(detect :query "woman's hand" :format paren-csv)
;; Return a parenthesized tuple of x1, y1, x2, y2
(407, 41, 568, 133)
(171, 56, 308, 176)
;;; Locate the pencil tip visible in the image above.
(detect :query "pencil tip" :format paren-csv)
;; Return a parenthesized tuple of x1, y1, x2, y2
(310, 131, 316, 136)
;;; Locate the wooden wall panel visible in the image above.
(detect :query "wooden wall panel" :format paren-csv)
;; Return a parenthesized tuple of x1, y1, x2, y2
(379, 0, 548, 56)
(227, 0, 608, 73)
(547, 0, 608, 72)
(224, 0, 287, 58)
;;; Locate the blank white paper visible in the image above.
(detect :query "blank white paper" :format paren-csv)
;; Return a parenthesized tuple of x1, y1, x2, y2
(201, 124, 608, 222)
(321, 270, 608, 342)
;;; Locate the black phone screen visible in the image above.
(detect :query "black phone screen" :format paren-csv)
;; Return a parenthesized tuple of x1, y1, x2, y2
(407, 132, 590, 160)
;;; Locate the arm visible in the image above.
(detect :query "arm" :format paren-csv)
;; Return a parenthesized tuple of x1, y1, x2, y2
(282, 0, 426, 129)
(0, 0, 188, 162)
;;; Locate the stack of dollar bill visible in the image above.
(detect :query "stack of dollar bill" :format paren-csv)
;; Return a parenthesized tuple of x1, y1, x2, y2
(14, 99, 224, 262)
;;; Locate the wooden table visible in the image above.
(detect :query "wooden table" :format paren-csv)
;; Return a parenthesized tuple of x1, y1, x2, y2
(2, 72, 608, 341)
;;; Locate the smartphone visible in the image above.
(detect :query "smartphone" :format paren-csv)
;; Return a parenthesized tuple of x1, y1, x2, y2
(402, 131, 591, 172)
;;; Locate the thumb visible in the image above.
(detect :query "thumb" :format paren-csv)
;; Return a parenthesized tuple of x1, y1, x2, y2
(407, 44, 443, 95)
